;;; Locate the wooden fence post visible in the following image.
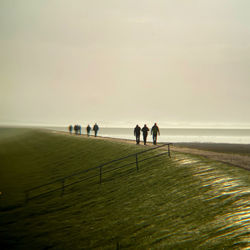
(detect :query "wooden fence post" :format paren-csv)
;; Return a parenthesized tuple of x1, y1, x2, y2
(116, 242, 120, 249)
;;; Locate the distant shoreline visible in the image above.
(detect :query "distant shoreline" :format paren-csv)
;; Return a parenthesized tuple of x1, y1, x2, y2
(49, 128, 250, 150)
(1, 125, 250, 143)
(1, 124, 250, 129)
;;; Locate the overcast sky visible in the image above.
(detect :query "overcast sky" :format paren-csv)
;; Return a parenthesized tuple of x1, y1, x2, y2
(1, 0, 250, 128)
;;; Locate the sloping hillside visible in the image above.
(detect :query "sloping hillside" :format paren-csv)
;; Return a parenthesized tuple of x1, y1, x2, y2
(0, 129, 249, 249)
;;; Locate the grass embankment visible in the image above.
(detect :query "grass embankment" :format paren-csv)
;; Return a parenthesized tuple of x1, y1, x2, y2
(0, 128, 249, 249)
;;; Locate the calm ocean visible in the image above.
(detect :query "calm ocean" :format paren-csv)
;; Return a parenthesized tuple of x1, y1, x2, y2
(48, 127, 250, 144)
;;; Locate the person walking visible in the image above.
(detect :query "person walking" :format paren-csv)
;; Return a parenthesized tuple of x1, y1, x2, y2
(151, 123, 160, 145)
(141, 124, 149, 145)
(86, 125, 91, 137)
(68, 125, 73, 134)
(134, 124, 141, 145)
(93, 123, 99, 137)
(74, 124, 78, 135)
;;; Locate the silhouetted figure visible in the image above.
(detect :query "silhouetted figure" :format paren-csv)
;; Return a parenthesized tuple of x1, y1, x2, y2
(134, 125, 141, 144)
(93, 123, 99, 137)
(68, 125, 73, 134)
(141, 124, 149, 145)
(78, 125, 82, 135)
(74, 125, 78, 135)
(86, 125, 91, 137)
(151, 123, 160, 145)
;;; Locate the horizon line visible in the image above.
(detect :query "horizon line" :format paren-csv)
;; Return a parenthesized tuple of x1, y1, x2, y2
(1, 122, 250, 130)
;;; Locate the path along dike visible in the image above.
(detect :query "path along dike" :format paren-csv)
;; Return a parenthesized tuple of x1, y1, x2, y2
(53, 130, 250, 171)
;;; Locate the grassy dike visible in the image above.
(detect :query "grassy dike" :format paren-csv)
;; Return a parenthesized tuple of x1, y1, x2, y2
(0, 128, 249, 249)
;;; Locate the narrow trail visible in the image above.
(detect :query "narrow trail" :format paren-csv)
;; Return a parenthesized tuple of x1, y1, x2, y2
(50, 130, 250, 171)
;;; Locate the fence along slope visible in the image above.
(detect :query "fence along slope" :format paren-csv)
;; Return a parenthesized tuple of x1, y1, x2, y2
(25, 143, 172, 202)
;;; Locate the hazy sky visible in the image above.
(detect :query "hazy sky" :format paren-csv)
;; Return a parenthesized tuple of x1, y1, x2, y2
(1, 0, 250, 127)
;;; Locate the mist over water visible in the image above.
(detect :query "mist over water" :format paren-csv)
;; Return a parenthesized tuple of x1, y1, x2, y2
(50, 127, 250, 144)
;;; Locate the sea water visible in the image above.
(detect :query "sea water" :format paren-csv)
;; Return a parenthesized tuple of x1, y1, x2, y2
(49, 127, 250, 144)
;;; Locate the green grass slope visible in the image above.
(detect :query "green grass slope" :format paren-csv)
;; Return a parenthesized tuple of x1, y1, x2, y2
(0, 129, 249, 249)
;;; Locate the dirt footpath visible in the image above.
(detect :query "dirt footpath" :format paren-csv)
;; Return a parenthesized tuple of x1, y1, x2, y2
(172, 146, 250, 171)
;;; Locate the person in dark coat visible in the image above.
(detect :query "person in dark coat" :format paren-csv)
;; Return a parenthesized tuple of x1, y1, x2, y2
(134, 125, 141, 145)
(74, 124, 78, 135)
(141, 124, 149, 145)
(151, 123, 160, 145)
(68, 125, 73, 134)
(93, 123, 99, 137)
(86, 125, 91, 137)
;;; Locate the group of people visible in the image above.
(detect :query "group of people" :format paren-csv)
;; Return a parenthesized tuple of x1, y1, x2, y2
(68, 124, 82, 135)
(68, 122, 160, 145)
(134, 123, 160, 145)
(68, 123, 99, 137)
